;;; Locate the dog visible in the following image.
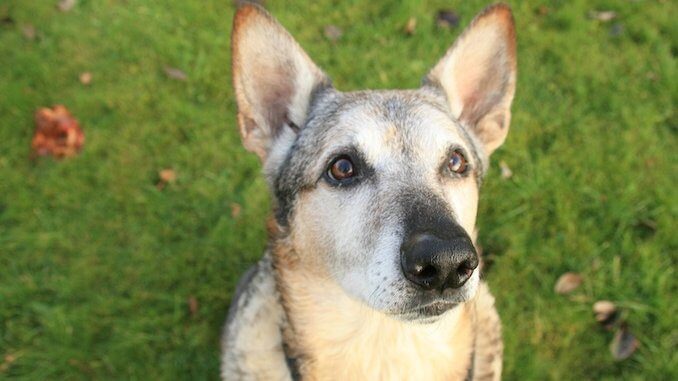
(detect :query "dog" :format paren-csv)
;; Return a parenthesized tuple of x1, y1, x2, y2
(221, 3, 516, 380)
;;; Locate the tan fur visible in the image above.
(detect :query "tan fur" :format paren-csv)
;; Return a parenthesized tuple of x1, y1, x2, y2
(275, 244, 471, 380)
(225, 4, 514, 380)
(470, 284, 503, 381)
(268, 221, 501, 381)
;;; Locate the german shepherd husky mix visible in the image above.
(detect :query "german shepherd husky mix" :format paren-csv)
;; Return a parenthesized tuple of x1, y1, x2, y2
(222, 3, 516, 380)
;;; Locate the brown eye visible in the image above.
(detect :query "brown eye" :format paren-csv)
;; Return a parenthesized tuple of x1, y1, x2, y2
(448, 150, 468, 174)
(328, 156, 355, 181)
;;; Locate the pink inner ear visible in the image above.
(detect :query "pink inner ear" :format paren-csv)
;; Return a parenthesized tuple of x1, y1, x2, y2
(451, 31, 512, 126)
(232, 4, 331, 160)
(258, 72, 295, 137)
(424, 4, 516, 153)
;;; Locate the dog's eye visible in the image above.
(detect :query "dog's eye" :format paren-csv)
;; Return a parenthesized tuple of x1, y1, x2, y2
(448, 150, 468, 174)
(327, 156, 355, 181)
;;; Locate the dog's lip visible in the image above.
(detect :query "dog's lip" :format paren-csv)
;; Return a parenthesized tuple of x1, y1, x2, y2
(409, 300, 458, 317)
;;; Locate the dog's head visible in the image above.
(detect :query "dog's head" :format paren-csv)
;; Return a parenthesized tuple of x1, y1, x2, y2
(231, 4, 516, 322)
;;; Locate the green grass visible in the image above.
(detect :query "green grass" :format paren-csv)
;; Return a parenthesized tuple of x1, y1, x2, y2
(0, 0, 675, 379)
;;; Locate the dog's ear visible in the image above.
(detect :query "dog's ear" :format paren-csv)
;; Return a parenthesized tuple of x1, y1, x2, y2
(425, 4, 516, 155)
(232, 4, 330, 160)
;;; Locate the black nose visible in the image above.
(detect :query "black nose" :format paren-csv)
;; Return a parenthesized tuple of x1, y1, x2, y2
(400, 233, 479, 291)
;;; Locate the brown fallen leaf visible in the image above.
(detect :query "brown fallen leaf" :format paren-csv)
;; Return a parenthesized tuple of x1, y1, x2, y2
(404, 17, 417, 35)
(499, 160, 513, 179)
(230, 203, 242, 219)
(0, 353, 17, 372)
(79, 72, 92, 85)
(157, 169, 177, 189)
(588, 10, 617, 22)
(187, 296, 199, 317)
(159, 169, 176, 182)
(610, 323, 639, 360)
(593, 300, 618, 329)
(32, 105, 85, 159)
(436, 9, 460, 29)
(57, 0, 76, 12)
(323, 25, 343, 42)
(554, 272, 583, 294)
(164, 66, 188, 81)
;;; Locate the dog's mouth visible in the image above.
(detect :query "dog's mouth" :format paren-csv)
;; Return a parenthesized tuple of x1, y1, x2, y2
(396, 300, 459, 323)
(413, 300, 458, 316)
(416, 300, 458, 315)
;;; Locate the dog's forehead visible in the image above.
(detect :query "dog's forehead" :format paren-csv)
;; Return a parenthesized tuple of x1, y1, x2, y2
(308, 89, 474, 164)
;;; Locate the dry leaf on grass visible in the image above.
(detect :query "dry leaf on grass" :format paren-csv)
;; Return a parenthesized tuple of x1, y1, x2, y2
(499, 160, 513, 179)
(164, 66, 188, 81)
(436, 9, 460, 29)
(157, 169, 177, 189)
(0, 354, 17, 372)
(57, 0, 76, 12)
(610, 323, 639, 360)
(593, 300, 618, 329)
(32, 105, 85, 159)
(159, 169, 176, 182)
(554, 272, 583, 294)
(79, 72, 92, 85)
(404, 17, 417, 35)
(323, 25, 343, 42)
(187, 296, 199, 317)
(230, 203, 242, 219)
(588, 10, 617, 22)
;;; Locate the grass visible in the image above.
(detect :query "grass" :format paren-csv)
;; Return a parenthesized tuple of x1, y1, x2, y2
(0, 0, 675, 379)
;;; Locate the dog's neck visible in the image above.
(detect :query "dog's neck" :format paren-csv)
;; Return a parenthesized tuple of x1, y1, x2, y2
(270, 229, 476, 380)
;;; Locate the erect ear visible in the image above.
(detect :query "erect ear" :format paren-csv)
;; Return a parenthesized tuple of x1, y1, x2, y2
(231, 4, 331, 160)
(425, 4, 517, 155)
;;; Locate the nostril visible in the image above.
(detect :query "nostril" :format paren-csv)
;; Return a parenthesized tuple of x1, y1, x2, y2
(457, 264, 474, 279)
(459, 259, 477, 276)
(405, 262, 440, 289)
(415, 264, 438, 280)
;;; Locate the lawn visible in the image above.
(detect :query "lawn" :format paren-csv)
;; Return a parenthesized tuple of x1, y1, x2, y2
(0, 0, 675, 380)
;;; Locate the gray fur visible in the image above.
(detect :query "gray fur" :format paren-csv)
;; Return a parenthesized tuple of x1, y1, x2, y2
(225, 3, 516, 379)
(273, 88, 488, 226)
(225, 264, 258, 328)
(221, 254, 291, 381)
